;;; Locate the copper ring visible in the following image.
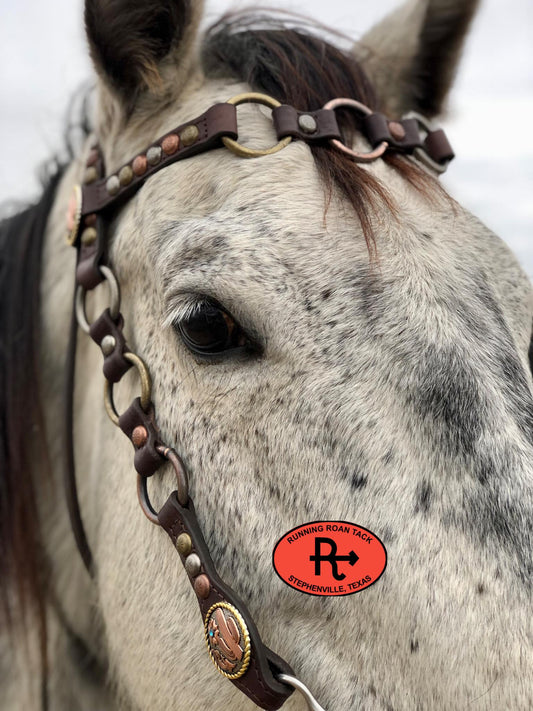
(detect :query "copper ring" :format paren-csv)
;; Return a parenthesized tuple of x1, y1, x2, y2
(103, 352, 152, 426)
(322, 97, 388, 162)
(222, 92, 292, 158)
(75, 265, 121, 334)
(156, 445, 189, 506)
(136, 445, 189, 524)
(137, 474, 160, 525)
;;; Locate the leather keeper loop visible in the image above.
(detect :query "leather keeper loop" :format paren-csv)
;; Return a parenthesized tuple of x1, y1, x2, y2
(363, 114, 422, 151)
(118, 398, 164, 477)
(273, 105, 342, 142)
(424, 129, 455, 164)
(76, 215, 108, 290)
(89, 309, 131, 383)
(158, 493, 294, 710)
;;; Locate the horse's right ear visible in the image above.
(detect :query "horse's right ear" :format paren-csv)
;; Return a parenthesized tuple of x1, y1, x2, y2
(354, 0, 480, 118)
(85, 0, 204, 117)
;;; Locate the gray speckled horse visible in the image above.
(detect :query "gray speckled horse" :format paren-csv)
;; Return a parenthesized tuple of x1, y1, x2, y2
(1, 0, 532, 709)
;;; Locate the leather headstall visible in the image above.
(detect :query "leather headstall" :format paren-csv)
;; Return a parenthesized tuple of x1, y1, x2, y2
(64, 92, 453, 710)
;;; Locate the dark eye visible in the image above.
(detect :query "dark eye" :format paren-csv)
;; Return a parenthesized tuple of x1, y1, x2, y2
(175, 300, 257, 358)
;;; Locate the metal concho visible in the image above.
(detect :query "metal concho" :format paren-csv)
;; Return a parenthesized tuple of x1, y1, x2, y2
(204, 602, 251, 680)
(222, 93, 292, 158)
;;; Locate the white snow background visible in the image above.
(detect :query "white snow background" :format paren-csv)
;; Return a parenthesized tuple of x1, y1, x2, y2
(1, 1, 532, 274)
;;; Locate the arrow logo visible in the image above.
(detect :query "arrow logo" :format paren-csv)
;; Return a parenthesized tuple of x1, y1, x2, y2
(309, 537, 359, 580)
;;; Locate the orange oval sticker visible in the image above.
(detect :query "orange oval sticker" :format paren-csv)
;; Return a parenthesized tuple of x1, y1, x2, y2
(272, 520, 387, 596)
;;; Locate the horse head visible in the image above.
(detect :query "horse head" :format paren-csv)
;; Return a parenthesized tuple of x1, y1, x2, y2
(2, 1, 531, 709)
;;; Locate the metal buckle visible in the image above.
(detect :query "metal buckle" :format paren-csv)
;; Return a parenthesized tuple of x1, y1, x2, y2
(103, 352, 152, 425)
(278, 674, 327, 710)
(222, 93, 292, 158)
(322, 98, 388, 162)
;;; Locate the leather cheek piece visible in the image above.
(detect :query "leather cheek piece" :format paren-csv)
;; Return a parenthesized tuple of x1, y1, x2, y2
(158, 493, 295, 711)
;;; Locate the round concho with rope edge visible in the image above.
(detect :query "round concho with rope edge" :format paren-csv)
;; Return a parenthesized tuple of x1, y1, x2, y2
(204, 602, 252, 679)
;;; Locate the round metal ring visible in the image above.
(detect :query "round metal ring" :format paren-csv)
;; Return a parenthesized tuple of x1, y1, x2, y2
(156, 445, 189, 506)
(222, 92, 292, 158)
(103, 352, 152, 426)
(322, 97, 388, 163)
(403, 111, 449, 175)
(75, 265, 121, 334)
(137, 474, 160, 525)
(277, 674, 326, 711)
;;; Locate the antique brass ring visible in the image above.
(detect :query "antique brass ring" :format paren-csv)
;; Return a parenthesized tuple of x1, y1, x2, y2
(75, 265, 121, 334)
(322, 97, 388, 162)
(103, 352, 152, 426)
(222, 92, 292, 158)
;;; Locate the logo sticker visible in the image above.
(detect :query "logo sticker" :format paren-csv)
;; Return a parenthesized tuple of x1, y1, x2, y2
(272, 520, 387, 596)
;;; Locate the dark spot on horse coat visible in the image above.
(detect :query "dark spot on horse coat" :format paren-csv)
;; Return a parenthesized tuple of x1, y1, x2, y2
(350, 472, 368, 491)
(414, 480, 431, 514)
(407, 344, 483, 458)
(410, 638, 419, 653)
(477, 583, 485, 594)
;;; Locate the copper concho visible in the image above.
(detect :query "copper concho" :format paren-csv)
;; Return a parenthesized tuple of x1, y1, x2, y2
(204, 602, 251, 679)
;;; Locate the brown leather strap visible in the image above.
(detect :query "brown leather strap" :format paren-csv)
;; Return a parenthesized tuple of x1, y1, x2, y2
(272, 105, 342, 141)
(79, 103, 238, 219)
(158, 494, 294, 710)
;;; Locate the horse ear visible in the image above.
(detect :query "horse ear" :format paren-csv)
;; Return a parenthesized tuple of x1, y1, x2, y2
(85, 0, 204, 116)
(354, 0, 480, 118)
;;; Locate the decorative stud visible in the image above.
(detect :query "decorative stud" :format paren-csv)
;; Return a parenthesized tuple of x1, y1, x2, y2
(176, 533, 192, 556)
(194, 574, 211, 599)
(389, 121, 406, 142)
(146, 146, 162, 165)
(84, 166, 98, 184)
(106, 175, 120, 195)
(204, 602, 251, 679)
(180, 125, 199, 147)
(162, 134, 179, 155)
(80, 227, 97, 247)
(118, 165, 133, 186)
(100, 335, 116, 357)
(298, 114, 317, 134)
(185, 553, 202, 577)
(131, 425, 148, 448)
(84, 213, 97, 227)
(132, 155, 147, 176)
(65, 184, 82, 246)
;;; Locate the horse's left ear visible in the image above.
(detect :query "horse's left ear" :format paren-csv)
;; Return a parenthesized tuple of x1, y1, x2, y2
(85, 0, 204, 117)
(355, 0, 480, 118)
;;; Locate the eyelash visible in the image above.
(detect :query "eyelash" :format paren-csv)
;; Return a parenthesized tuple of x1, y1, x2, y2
(171, 296, 261, 360)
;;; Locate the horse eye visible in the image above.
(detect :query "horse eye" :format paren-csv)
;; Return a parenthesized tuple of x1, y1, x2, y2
(175, 301, 255, 357)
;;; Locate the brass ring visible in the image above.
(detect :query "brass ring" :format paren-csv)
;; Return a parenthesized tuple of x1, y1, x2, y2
(222, 92, 292, 158)
(103, 351, 152, 426)
(322, 97, 388, 163)
(75, 265, 121, 334)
